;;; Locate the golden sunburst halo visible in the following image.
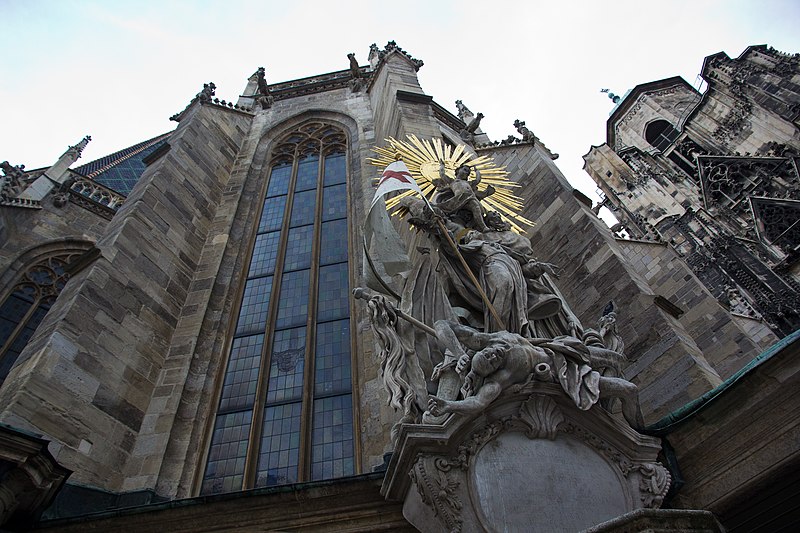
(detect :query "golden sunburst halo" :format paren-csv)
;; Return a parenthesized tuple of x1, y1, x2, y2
(368, 135, 534, 233)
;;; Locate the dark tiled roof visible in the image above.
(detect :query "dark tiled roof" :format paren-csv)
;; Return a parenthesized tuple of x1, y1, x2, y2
(73, 133, 170, 195)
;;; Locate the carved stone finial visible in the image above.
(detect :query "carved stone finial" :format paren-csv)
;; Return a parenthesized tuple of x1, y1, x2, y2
(372, 40, 423, 71)
(66, 135, 92, 160)
(368, 43, 382, 70)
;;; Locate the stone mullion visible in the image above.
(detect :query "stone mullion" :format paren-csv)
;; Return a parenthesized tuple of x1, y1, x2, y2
(297, 138, 325, 483)
(242, 149, 302, 489)
(344, 144, 362, 475)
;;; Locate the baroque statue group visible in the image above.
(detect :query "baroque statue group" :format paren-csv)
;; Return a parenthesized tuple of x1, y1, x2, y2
(357, 137, 645, 447)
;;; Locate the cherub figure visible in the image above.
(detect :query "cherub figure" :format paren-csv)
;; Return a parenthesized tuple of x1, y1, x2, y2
(432, 161, 495, 231)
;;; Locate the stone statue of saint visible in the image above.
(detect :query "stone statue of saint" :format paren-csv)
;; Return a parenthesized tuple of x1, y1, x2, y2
(432, 161, 494, 232)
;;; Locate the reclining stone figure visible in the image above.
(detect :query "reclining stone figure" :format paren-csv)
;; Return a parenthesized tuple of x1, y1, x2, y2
(427, 321, 644, 430)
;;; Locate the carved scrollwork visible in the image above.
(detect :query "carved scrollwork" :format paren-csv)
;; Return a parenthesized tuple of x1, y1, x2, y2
(410, 455, 464, 533)
(449, 418, 510, 471)
(637, 463, 671, 508)
(560, 422, 634, 477)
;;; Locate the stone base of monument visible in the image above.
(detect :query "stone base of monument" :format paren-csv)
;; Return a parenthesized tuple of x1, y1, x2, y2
(583, 508, 724, 532)
(382, 384, 671, 533)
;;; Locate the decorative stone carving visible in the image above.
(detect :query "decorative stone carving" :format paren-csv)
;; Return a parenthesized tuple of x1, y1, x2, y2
(254, 68, 274, 109)
(410, 456, 464, 533)
(382, 40, 424, 70)
(0, 161, 25, 201)
(360, 137, 666, 531)
(454, 100, 472, 122)
(70, 176, 125, 210)
(518, 394, 565, 439)
(382, 385, 669, 533)
(0, 425, 71, 531)
(637, 463, 671, 508)
(51, 176, 75, 208)
(196, 82, 216, 102)
(459, 112, 484, 143)
(347, 53, 364, 92)
(512, 119, 537, 143)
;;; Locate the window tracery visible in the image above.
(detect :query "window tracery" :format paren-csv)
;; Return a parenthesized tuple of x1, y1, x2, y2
(0, 252, 80, 386)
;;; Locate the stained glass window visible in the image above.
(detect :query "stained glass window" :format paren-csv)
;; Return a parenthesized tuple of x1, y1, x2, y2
(202, 122, 354, 494)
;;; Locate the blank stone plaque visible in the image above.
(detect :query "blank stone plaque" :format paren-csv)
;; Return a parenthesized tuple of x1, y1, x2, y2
(471, 432, 629, 532)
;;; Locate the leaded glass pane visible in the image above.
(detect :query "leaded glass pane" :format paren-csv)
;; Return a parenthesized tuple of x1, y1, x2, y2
(1, 296, 48, 385)
(274, 270, 309, 330)
(317, 263, 349, 322)
(219, 335, 263, 413)
(310, 394, 354, 481)
(235, 276, 273, 336)
(314, 319, 351, 396)
(294, 156, 319, 192)
(0, 287, 35, 350)
(248, 232, 280, 278)
(201, 410, 252, 495)
(319, 219, 348, 266)
(290, 190, 317, 228)
(258, 196, 287, 233)
(266, 164, 292, 198)
(323, 154, 346, 186)
(255, 403, 302, 487)
(321, 184, 346, 221)
(265, 327, 306, 404)
(282, 225, 313, 272)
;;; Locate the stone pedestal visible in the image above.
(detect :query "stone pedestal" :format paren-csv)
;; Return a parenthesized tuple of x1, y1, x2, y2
(382, 384, 670, 533)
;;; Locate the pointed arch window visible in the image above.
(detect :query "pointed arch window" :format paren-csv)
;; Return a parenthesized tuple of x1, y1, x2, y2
(201, 122, 356, 494)
(0, 253, 79, 386)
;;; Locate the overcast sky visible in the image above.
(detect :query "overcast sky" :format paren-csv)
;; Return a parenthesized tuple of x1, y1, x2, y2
(2, 0, 799, 206)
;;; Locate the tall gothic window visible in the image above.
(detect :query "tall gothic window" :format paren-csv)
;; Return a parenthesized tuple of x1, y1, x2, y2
(201, 122, 355, 494)
(0, 253, 78, 386)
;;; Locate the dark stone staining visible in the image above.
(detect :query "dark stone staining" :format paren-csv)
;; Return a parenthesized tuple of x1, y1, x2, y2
(93, 384, 145, 432)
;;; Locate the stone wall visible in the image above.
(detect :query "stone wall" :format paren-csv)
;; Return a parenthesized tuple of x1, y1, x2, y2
(665, 332, 800, 531)
(482, 142, 724, 422)
(0, 101, 251, 492)
(613, 238, 775, 378)
(0, 199, 109, 279)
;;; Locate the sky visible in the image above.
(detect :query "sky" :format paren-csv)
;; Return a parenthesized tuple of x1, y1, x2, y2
(2, 0, 799, 210)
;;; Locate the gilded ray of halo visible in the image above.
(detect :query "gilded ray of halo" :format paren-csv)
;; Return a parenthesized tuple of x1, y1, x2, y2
(368, 135, 534, 233)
